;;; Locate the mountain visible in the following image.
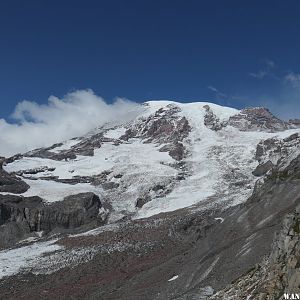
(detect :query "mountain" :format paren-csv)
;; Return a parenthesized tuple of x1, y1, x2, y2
(0, 101, 299, 299)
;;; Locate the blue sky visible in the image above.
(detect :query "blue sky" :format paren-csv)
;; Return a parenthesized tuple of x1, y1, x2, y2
(1, 0, 300, 120)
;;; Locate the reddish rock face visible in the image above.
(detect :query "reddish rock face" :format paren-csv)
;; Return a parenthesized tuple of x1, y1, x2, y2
(241, 107, 275, 118)
(120, 104, 191, 160)
(228, 107, 289, 132)
(120, 105, 191, 145)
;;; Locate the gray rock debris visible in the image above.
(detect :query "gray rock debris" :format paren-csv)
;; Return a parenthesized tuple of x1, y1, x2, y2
(210, 205, 300, 300)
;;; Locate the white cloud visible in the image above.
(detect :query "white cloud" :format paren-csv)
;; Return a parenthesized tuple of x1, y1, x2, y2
(0, 90, 143, 157)
(249, 59, 276, 79)
(207, 86, 218, 93)
(207, 86, 228, 99)
(284, 72, 300, 88)
(265, 59, 275, 68)
(249, 70, 268, 79)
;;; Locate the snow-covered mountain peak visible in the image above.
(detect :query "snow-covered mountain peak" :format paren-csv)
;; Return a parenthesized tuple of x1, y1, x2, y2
(143, 100, 239, 120)
(2, 100, 299, 221)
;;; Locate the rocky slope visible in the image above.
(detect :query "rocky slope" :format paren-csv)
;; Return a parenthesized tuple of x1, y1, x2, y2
(211, 204, 300, 300)
(0, 101, 299, 299)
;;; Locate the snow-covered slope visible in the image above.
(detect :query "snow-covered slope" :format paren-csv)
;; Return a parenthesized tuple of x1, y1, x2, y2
(2, 101, 299, 221)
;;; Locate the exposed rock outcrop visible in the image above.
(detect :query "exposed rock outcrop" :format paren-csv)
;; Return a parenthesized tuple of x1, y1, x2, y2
(159, 141, 185, 160)
(289, 118, 300, 127)
(0, 192, 107, 249)
(252, 160, 274, 176)
(0, 165, 29, 194)
(254, 133, 300, 175)
(25, 148, 77, 161)
(13, 166, 56, 176)
(135, 195, 151, 208)
(228, 107, 289, 132)
(24, 134, 113, 161)
(203, 105, 225, 131)
(121, 110, 191, 144)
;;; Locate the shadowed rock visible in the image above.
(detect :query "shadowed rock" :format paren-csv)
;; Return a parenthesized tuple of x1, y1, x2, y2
(0, 166, 29, 194)
(0, 192, 107, 249)
(252, 160, 274, 176)
(159, 142, 185, 160)
(203, 105, 225, 131)
(289, 118, 300, 127)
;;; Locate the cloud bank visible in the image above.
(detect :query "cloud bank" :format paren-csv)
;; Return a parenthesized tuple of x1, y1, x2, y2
(0, 90, 143, 157)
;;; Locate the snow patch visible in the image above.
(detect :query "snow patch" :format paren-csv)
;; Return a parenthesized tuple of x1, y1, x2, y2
(104, 127, 127, 139)
(0, 239, 62, 279)
(168, 275, 179, 282)
(21, 179, 101, 202)
(70, 223, 120, 237)
(214, 217, 224, 223)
